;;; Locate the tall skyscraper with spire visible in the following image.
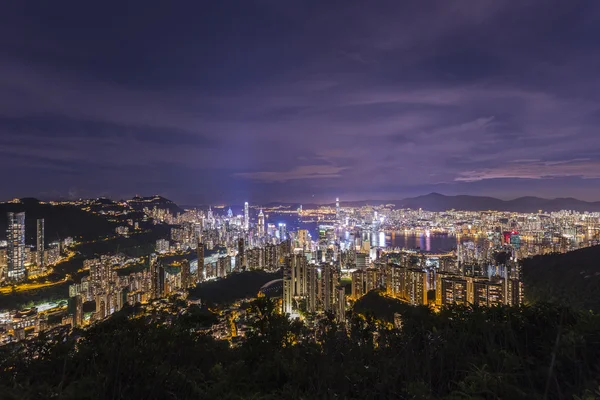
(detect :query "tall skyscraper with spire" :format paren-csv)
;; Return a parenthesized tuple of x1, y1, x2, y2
(7, 212, 26, 282)
(258, 209, 265, 237)
(244, 202, 249, 231)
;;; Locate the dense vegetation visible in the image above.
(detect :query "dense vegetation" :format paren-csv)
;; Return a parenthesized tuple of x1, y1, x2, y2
(522, 245, 600, 313)
(0, 298, 598, 399)
(188, 270, 283, 305)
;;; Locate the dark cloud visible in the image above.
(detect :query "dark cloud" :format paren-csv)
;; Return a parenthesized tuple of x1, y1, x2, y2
(0, 0, 599, 203)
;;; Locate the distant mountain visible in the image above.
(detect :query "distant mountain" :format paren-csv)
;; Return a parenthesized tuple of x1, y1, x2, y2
(393, 193, 600, 212)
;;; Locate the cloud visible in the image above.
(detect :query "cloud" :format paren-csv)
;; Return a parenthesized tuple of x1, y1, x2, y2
(234, 165, 347, 183)
(456, 159, 600, 182)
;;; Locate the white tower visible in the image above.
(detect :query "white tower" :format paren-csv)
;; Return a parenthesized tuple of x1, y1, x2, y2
(244, 202, 249, 231)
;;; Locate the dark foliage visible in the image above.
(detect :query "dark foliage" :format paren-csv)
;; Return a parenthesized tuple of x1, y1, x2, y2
(523, 245, 600, 313)
(0, 297, 598, 399)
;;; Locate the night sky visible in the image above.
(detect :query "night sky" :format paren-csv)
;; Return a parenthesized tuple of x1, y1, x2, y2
(1, 1, 600, 204)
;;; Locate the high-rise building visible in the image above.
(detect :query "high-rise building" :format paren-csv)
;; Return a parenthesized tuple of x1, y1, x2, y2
(335, 285, 345, 323)
(282, 261, 293, 315)
(156, 239, 170, 254)
(289, 254, 307, 297)
(406, 269, 428, 306)
(278, 223, 287, 242)
(352, 269, 366, 299)
(336, 197, 340, 222)
(197, 242, 205, 282)
(244, 202, 249, 231)
(257, 209, 265, 237)
(307, 263, 319, 313)
(156, 263, 166, 298)
(70, 295, 83, 328)
(181, 260, 191, 289)
(237, 238, 245, 269)
(36, 219, 44, 268)
(320, 263, 335, 312)
(7, 212, 26, 282)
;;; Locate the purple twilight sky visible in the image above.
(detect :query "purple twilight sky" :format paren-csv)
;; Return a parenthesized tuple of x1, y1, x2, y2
(1, 1, 600, 204)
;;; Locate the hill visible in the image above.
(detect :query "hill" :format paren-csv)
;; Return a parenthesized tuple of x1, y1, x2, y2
(126, 195, 183, 214)
(522, 245, 600, 312)
(0, 199, 117, 243)
(0, 298, 597, 399)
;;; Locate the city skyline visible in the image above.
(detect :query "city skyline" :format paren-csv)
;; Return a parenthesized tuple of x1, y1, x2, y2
(2, 1, 600, 203)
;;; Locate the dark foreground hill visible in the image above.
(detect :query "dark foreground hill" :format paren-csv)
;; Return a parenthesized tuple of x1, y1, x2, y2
(0, 298, 598, 399)
(522, 245, 600, 312)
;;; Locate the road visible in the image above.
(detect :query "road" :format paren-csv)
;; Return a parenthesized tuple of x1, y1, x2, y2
(0, 276, 69, 294)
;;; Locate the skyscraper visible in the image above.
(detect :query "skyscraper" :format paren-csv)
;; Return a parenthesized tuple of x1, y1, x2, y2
(278, 223, 287, 242)
(336, 197, 340, 222)
(7, 212, 26, 282)
(181, 260, 191, 289)
(258, 209, 265, 237)
(244, 202, 249, 231)
(36, 219, 44, 268)
(335, 286, 345, 323)
(282, 261, 293, 315)
(307, 263, 319, 313)
(197, 242, 205, 282)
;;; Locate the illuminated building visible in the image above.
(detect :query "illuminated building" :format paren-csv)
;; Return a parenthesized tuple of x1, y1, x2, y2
(296, 229, 310, 249)
(406, 269, 428, 306)
(69, 295, 83, 327)
(181, 260, 191, 288)
(320, 263, 334, 312)
(351, 269, 366, 299)
(156, 263, 166, 298)
(356, 253, 369, 269)
(36, 219, 44, 268)
(278, 223, 287, 242)
(468, 277, 504, 306)
(365, 267, 380, 293)
(506, 278, 524, 306)
(156, 239, 170, 254)
(237, 238, 245, 269)
(440, 276, 467, 305)
(289, 254, 307, 296)
(336, 197, 340, 222)
(217, 256, 231, 277)
(307, 263, 319, 313)
(244, 202, 249, 231)
(6, 212, 26, 282)
(386, 263, 407, 300)
(0, 248, 7, 280)
(335, 285, 345, 322)
(258, 209, 265, 237)
(282, 261, 293, 315)
(197, 242, 205, 281)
